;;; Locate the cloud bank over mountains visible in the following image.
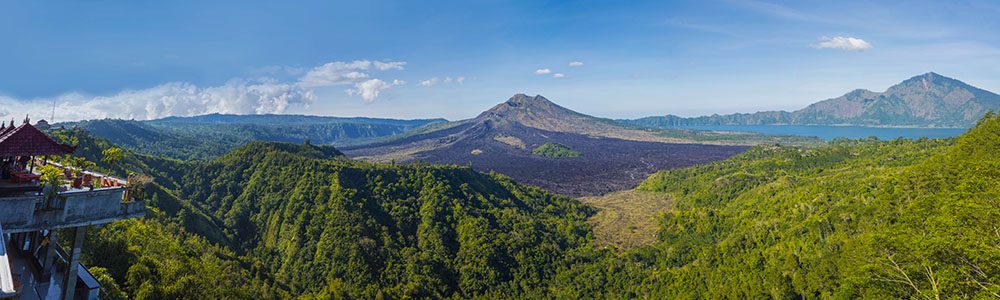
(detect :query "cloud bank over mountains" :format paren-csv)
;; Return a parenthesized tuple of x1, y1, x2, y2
(0, 60, 406, 122)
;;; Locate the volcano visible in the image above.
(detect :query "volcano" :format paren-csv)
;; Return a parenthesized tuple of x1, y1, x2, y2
(342, 94, 748, 196)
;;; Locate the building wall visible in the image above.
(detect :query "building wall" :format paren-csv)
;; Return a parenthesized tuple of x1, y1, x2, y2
(0, 196, 37, 228)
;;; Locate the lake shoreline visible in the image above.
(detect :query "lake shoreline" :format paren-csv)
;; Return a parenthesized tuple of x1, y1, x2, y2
(669, 124, 967, 141)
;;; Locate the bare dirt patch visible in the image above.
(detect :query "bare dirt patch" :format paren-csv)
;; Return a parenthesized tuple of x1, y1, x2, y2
(493, 134, 526, 149)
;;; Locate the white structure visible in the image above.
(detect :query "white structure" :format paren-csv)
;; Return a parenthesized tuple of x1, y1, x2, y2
(1, 224, 16, 298)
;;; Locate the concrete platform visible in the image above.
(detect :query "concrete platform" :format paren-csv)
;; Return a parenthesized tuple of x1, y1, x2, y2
(0, 187, 145, 234)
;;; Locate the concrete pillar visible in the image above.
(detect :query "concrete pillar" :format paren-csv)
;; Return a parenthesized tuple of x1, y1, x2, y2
(41, 230, 57, 279)
(62, 226, 86, 300)
(29, 231, 39, 255)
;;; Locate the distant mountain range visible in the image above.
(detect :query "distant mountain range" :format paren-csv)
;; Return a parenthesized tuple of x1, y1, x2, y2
(153, 113, 444, 127)
(622, 72, 1000, 128)
(344, 94, 750, 196)
(62, 114, 444, 160)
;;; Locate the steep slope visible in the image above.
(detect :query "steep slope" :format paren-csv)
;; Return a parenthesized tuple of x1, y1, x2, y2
(44, 128, 261, 298)
(474, 94, 674, 142)
(345, 94, 751, 196)
(625, 72, 1000, 128)
(65, 114, 442, 160)
(52, 129, 599, 298)
(174, 141, 596, 298)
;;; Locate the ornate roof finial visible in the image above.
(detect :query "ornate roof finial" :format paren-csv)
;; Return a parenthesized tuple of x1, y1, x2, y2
(24, 114, 30, 124)
(9, 118, 14, 127)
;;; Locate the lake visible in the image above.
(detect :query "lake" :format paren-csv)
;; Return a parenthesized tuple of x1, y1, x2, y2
(672, 125, 968, 141)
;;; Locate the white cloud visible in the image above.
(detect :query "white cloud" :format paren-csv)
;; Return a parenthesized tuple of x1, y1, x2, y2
(418, 75, 465, 87)
(419, 78, 439, 87)
(373, 61, 406, 71)
(568, 61, 584, 67)
(0, 59, 408, 121)
(297, 60, 404, 88)
(346, 79, 392, 103)
(552, 73, 566, 78)
(813, 36, 872, 51)
(0, 79, 316, 122)
(534, 68, 552, 75)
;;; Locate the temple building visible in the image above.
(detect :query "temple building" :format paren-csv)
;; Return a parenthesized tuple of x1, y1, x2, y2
(0, 118, 145, 300)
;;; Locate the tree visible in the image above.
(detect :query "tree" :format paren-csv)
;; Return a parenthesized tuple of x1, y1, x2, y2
(102, 147, 125, 174)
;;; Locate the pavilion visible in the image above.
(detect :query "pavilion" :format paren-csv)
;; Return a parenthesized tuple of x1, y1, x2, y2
(0, 117, 75, 195)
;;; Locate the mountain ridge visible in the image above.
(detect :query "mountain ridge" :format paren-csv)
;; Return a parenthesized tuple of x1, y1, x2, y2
(152, 112, 446, 126)
(623, 72, 1000, 128)
(62, 115, 443, 160)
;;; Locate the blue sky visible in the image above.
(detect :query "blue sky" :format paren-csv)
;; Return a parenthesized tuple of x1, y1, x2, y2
(1, 0, 999, 121)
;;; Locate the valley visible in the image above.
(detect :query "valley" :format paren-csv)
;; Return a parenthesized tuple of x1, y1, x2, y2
(4, 2, 998, 299)
(47, 111, 1000, 299)
(26, 76, 1000, 299)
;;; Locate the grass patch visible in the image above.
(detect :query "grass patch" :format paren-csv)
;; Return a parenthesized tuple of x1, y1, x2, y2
(494, 134, 526, 149)
(578, 190, 674, 250)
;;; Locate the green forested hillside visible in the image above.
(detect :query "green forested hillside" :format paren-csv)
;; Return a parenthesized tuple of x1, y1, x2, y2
(177, 141, 596, 298)
(54, 113, 1000, 299)
(48, 129, 260, 298)
(631, 112, 1000, 298)
(55, 129, 599, 298)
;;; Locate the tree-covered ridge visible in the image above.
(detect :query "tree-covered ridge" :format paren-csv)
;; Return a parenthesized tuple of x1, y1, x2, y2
(631, 112, 1000, 298)
(177, 141, 596, 298)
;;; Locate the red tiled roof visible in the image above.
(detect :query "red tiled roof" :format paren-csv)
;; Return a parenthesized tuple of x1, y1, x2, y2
(0, 123, 75, 156)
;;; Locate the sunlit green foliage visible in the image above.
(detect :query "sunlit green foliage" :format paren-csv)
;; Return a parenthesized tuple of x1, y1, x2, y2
(532, 142, 581, 158)
(178, 141, 595, 298)
(83, 218, 256, 299)
(630, 112, 1000, 298)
